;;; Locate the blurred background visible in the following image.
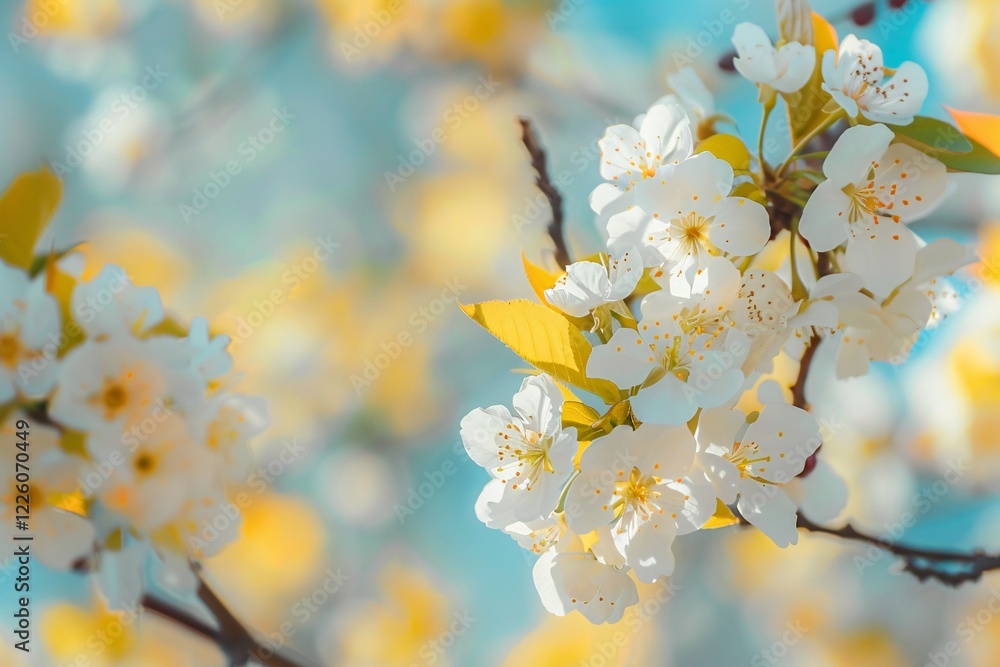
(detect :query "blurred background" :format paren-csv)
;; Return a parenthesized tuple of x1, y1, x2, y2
(3, 0, 1000, 664)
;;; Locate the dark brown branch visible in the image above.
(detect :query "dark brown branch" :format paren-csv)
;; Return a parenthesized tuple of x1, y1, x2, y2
(141, 594, 220, 643)
(141, 566, 318, 667)
(734, 508, 1000, 586)
(518, 118, 571, 269)
(773, 245, 1000, 586)
(790, 333, 820, 411)
(795, 514, 1000, 587)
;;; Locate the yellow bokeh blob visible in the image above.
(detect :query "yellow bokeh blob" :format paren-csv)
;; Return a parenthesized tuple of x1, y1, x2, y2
(337, 561, 455, 666)
(23, 0, 119, 36)
(42, 600, 135, 664)
(205, 493, 328, 613)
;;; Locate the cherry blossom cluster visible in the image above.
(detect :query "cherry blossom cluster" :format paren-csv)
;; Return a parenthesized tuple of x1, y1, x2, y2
(461, 6, 980, 624)
(1, 257, 267, 598)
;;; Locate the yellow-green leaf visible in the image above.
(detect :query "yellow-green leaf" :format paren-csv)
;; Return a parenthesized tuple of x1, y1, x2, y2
(562, 401, 601, 432)
(572, 399, 636, 468)
(788, 12, 838, 144)
(0, 166, 62, 269)
(522, 251, 562, 304)
(586, 399, 636, 438)
(60, 429, 88, 457)
(703, 499, 740, 529)
(696, 134, 751, 173)
(460, 299, 623, 404)
(142, 317, 189, 339)
(45, 260, 85, 354)
(732, 182, 769, 207)
(521, 251, 594, 329)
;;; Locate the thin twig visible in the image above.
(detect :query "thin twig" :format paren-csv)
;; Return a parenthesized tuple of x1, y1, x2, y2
(518, 117, 571, 269)
(795, 514, 1000, 587)
(734, 508, 1000, 586)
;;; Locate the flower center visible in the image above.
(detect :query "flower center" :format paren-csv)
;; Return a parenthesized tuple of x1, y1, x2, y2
(134, 452, 158, 476)
(504, 428, 556, 491)
(845, 55, 887, 107)
(520, 432, 555, 474)
(614, 467, 661, 520)
(843, 180, 888, 223)
(677, 212, 710, 247)
(729, 440, 772, 481)
(99, 381, 129, 418)
(0, 333, 20, 368)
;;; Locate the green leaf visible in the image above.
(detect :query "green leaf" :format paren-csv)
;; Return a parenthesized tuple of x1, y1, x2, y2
(889, 116, 973, 154)
(892, 120, 1000, 175)
(460, 299, 624, 404)
(28, 243, 80, 277)
(935, 137, 1000, 175)
(732, 182, 769, 207)
(0, 167, 62, 269)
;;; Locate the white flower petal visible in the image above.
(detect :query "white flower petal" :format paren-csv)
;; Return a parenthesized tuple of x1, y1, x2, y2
(737, 479, 800, 547)
(707, 197, 770, 257)
(845, 219, 918, 296)
(587, 328, 658, 389)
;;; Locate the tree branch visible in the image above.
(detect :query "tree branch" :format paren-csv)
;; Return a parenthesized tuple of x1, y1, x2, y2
(790, 333, 819, 411)
(141, 594, 221, 644)
(733, 508, 1000, 586)
(795, 513, 1000, 587)
(140, 565, 318, 667)
(777, 237, 1000, 586)
(518, 117, 571, 269)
